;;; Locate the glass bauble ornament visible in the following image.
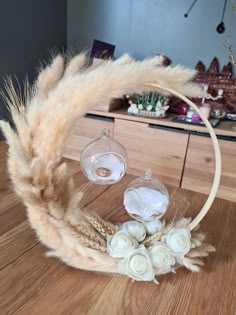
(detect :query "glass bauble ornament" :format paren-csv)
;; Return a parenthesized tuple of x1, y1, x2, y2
(80, 128, 128, 185)
(123, 169, 169, 222)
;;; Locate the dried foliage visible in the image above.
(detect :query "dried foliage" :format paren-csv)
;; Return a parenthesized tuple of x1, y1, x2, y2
(84, 212, 116, 239)
(0, 53, 212, 277)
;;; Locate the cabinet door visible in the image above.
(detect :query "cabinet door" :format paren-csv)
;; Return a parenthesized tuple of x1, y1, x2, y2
(63, 115, 114, 161)
(182, 134, 236, 202)
(114, 119, 189, 186)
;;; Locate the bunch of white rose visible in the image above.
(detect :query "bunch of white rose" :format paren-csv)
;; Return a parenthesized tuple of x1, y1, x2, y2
(107, 220, 193, 283)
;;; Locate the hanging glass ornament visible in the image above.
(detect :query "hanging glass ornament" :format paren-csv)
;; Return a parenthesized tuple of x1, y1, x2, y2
(123, 169, 169, 222)
(80, 128, 128, 185)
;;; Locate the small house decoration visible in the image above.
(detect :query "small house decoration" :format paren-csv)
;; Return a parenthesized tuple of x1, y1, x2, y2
(0, 53, 221, 284)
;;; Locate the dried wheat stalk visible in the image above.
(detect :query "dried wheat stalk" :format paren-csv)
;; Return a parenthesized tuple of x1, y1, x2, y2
(75, 231, 107, 253)
(76, 224, 107, 247)
(142, 231, 162, 246)
(85, 212, 116, 239)
(142, 222, 175, 246)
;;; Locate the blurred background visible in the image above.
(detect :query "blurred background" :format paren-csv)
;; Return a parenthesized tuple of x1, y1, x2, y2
(1, 0, 236, 137)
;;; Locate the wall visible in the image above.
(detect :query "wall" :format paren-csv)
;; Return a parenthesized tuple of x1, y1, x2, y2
(68, 0, 236, 70)
(0, 0, 67, 132)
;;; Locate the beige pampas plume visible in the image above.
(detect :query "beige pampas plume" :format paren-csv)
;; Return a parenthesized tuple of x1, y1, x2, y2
(25, 55, 65, 137)
(64, 53, 87, 77)
(114, 53, 134, 64)
(0, 52, 211, 277)
(174, 217, 192, 228)
(30, 54, 204, 161)
(1, 78, 32, 157)
(181, 257, 204, 272)
(185, 228, 216, 269)
(36, 54, 65, 101)
(138, 55, 165, 67)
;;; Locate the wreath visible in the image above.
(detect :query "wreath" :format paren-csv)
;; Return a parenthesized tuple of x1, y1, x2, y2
(0, 53, 221, 283)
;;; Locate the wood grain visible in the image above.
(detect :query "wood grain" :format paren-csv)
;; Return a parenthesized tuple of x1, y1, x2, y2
(63, 111, 236, 202)
(1, 142, 236, 315)
(182, 134, 236, 202)
(88, 108, 236, 138)
(114, 118, 189, 186)
(63, 115, 114, 161)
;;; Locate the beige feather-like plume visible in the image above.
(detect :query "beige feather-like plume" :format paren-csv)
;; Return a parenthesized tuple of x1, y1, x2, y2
(0, 53, 206, 274)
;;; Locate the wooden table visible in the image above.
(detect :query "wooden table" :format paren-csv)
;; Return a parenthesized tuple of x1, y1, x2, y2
(0, 142, 236, 315)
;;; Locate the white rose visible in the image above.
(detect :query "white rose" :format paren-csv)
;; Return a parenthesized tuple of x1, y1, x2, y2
(107, 230, 138, 258)
(122, 220, 146, 242)
(119, 245, 155, 282)
(138, 104, 143, 109)
(164, 228, 192, 256)
(144, 220, 165, 235)
(149, 242, 175, 274)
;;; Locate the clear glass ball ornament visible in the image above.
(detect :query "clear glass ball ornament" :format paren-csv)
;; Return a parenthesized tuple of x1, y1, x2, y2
(80, 128, 128, 185)
(123, 169, 169, 222)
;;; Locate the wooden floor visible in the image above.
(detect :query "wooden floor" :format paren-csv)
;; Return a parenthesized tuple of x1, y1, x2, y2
(0, 142, 236, 315)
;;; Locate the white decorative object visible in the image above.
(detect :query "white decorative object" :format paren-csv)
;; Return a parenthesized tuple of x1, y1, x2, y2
(202, 84, 224, 102)
(124, 169, 169, 221)
(80, 129, 127, 185)
(1, 53, 221, 284)
(118, 245, 156, 282)
(163, 228, 192, 256)
(127, 106, 133, 113)
(126, 92, 170, 117)
(155, 105, 169, 117)
(128, 103, 139, 114)
(144, 219, 165, 235)
(122, 220, 146, 242)
(107, 230, 138, 258)
(148, 242, 176, 274)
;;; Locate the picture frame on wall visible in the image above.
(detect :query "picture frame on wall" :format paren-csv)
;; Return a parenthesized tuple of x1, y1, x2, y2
(90, 39, 115, 60)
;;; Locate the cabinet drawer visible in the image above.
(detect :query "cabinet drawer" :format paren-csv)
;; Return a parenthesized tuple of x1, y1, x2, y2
(182, 134, 236, 202)
(63, 115, 114, 161)
(114, 119, 189, 186)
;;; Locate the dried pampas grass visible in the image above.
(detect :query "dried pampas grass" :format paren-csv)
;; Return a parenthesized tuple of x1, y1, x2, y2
(0, 52, 215, 280)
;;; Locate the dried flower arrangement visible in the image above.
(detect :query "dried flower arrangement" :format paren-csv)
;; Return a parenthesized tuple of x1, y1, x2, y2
(126, 92, 170, 117)
(0, 53, 221, 283)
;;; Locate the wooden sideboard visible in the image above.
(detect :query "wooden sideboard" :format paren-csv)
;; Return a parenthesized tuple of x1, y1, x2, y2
(63, 115, 114, 160)
(63, 110, 236, 202)
(182, 134, 236, 202)
(114, 119, 189, 187)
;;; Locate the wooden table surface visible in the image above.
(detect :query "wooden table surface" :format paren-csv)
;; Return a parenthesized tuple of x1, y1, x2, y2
(0, 142, 236, 315)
